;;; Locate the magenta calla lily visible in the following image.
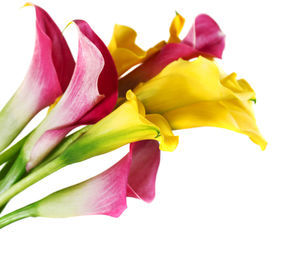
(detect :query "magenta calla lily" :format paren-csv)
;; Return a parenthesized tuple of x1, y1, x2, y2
(0, 19, 118, 194)
(118, 14, 225, 95)
(37, 140, 160, 218)
(0, 140, 160, 227)
(0, 4, 75, 152)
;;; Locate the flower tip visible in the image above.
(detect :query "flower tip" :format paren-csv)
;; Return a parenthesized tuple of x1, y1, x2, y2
(260, 141, 267, 151)
(125, 90, 136, 101)
(174, 10, 184, 20)
(21, 2, 33, 8)
(62, 21, 74, 33)
(125, 90, 146, 115)
(159, 135, 179, 152)
(250, 136, 267, 151)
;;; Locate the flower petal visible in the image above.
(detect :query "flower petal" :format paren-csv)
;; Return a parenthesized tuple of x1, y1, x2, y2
(168, 12, 185, 43)
(0, 4, 75, 152)
(134, 57, 224, 114)
(118, 43, 198, 96)
(46, 20, 119, 126)
(108, 24, 165, 76)
(33, 5, 75, 93)
(182, 14, 225, 58)
(127, 140, 160, 202)
(37, 154, 131, 218)
(146, 114, 179, 152)
(74, 20, 118, 125)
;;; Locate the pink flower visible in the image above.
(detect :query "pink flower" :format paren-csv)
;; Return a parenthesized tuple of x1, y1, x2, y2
(0, 4, 75, 152)
(0, 141, 160, 228)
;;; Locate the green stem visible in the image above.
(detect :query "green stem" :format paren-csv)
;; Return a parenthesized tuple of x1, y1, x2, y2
(40, 126, 89, 166)
(0, 128, 85, 195)
(0, 157, 25, 213)
(0, 203, 37, 229)
(0, 157, 65, 208)
(0, 155, 27, 195)
(0, 155, 18, 182)
(0, 157, 18, 212)
(0, 127, 88, 213)
(0, 135, 28, 166)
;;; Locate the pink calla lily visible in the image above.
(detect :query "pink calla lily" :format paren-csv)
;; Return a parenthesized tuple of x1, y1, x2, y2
(118, 14, 225, 96)
(0, 140, 160, 227)
(0, 4, 75, 152)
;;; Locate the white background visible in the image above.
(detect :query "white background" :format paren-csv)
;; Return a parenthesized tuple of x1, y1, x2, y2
(0, 0, 299, 264)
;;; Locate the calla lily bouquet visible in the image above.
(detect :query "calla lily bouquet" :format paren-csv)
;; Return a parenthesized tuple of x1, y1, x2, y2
(0, 3, 266, 229)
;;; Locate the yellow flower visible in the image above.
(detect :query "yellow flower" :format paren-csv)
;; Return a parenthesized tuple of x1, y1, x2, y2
(132, 57, 267, 150)
(108, 13, 184, 76)
(60, 90, 178, 165)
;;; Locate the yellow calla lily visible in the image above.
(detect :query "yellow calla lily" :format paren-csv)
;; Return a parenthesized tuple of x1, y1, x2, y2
(60, 90, 178, 165)
(108, 13, 184, 76)
(133, 57, 267, 150)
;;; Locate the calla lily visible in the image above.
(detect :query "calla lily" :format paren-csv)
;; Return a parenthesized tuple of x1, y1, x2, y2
(59, 91, 178, 164)
(0, 4, 75, 152)
(0, 19, 118, 194)
(117, 13, 225, 95)
(132, 57, 267, 150)
(0, 140, 160, 229)
(0, 90, 178, 208)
